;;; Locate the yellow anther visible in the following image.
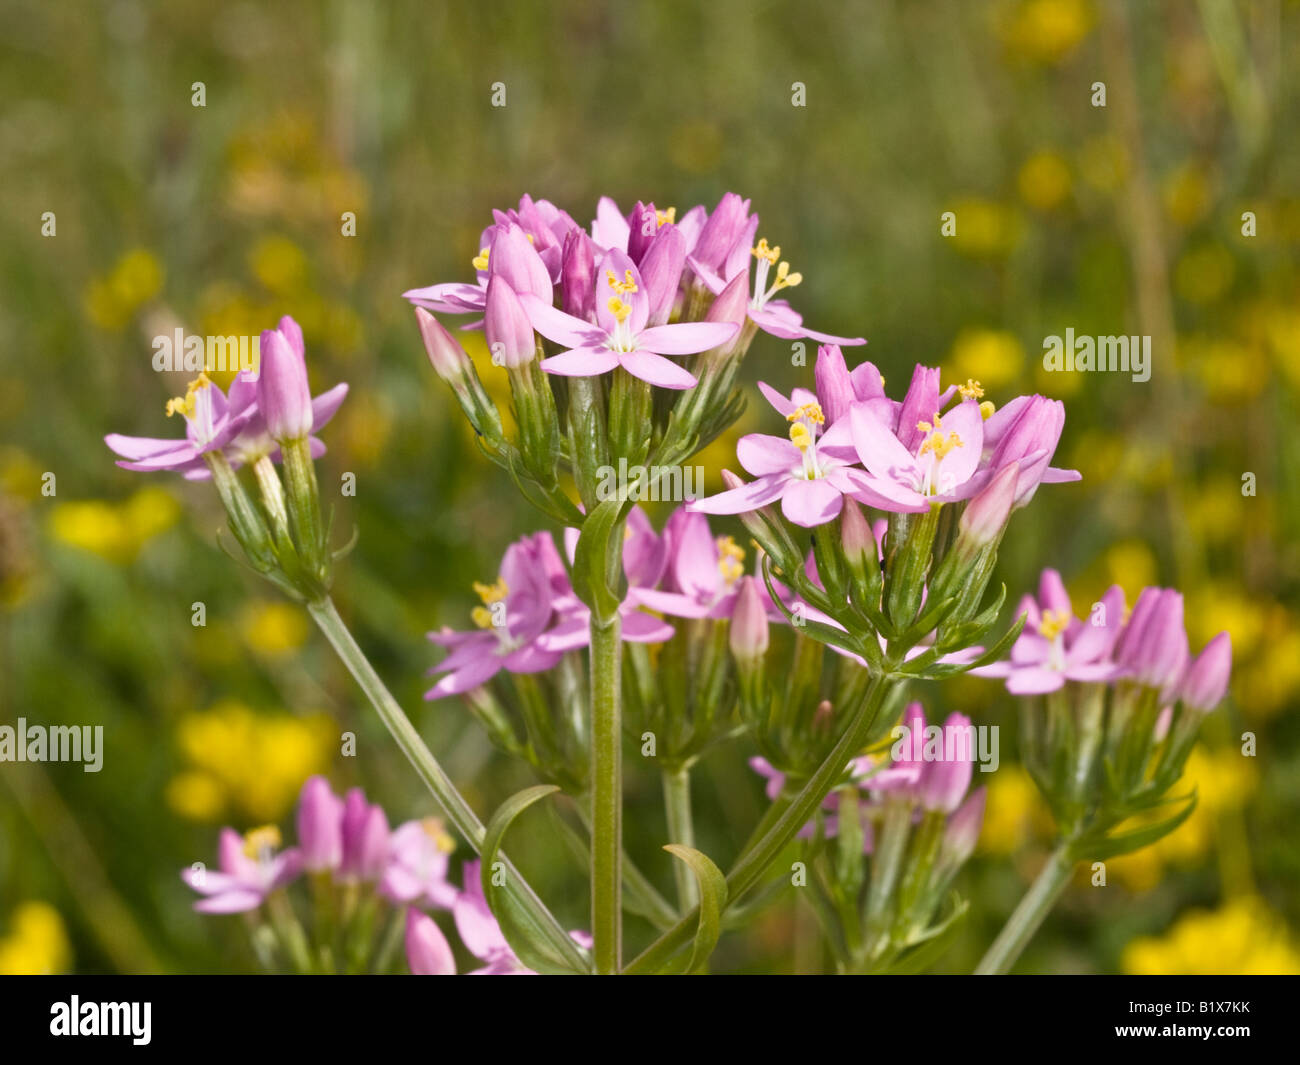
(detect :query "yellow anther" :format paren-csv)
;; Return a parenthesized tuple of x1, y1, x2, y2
(656, 207, 676, 226)
(1039, 609, 1071, 641)
(789, 421, 812, 451)
(473, 577, 509, 604)
(773, 261, 803, 289)
(979, 400, 995, 420)
(242, 825, 282, 859)
(421, 818, 456, 853)
(470, 605, 496, 630)
(715, 536, 745, 584)
(605, 269, 638, 296)
(786, 402, 825, 426)
(958, 378, 985, 400)
(751, 238, 781, 264)
(164, 374, 211, 418)
(472, 247, 490, 271)
(607, 296, 633, 323)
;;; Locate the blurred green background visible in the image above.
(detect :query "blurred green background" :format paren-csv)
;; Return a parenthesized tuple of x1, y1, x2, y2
(1, 0, 1298, 974)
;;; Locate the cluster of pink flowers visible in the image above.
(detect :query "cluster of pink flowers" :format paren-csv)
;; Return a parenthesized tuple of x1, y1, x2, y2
(752, 702, 985, 858)
(692, 347, 1080, 528)
(426, 505, 801, 699)
(405, 193, 862, 390)
(105, 316, 348, 477)
(974, 568, 1231, 710)
(182, 776, 581, 975)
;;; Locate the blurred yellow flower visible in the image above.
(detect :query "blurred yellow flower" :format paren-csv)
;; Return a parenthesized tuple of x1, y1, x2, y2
(0, 901, 71, 975)
(1078, 136, 1128, 193)
(998, 0, 1094, 65)
(1163, 164, 1213, 228)
(1184, 477, 1248, 546)
(1110, 747, 1257, 889)
(948, 329, 1026, 390)
(1184, 582, 1265, 657)
(978, 766, 1050, 855)
(1122, 896, 1300, 974)
(0, 447, 43, 503)
(1174, 244, 1235, 306)
(170, 700, 336, 823)
(49, 487, 181, 563)
(239, 600, 310, 657)
(1238, 626, 1300, 720)
(84, 248, 164, 331)
(947, 199, 1019, 258)
(1017, 151, 1072, 212)
(250, 235, 309, 295)
(1103, 540, 1157, 601)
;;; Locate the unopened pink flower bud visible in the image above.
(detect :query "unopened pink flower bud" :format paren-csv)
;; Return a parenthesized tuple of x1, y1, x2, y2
(297, 775, 343, 874)
(341, 787, 390, 881)
(941, 787, 986, 865)
(415, 308, 471, 381)
(484, 276, 536, 369)
(258, 318, 313, 441)
(487, 222, 552, 302)
(919, 713, 975, 813)
(958, 461, 1019, 548)
(815, 345, 854, 424)
(560, 230, 595, 321)
(405, 908, 456, 975)
(1178, 631, 1231, 711)
(730, 576, 769, 661)
(705, 272, 750, 355)
(639, 223, 686, 327)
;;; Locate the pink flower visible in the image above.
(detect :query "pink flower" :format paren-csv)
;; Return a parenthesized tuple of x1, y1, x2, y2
(973, 572, 1126, 694)
(380, 819, 459, 909)
(522, 248, 738, 389)
(181, 826, 302, 913)
(425, 532, 569, 698)
(688, 231, 865, 346)
(405, 908, 456, 975)
(691, 383, 927, 527)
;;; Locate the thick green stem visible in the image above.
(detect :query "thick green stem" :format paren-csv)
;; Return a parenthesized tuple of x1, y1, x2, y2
(306, 596, 587, 973)
(974, 841, 1076, 975)
(662, 767, 698, 912)
(589, 613, 623, 974)
(625, 672, 889, 974)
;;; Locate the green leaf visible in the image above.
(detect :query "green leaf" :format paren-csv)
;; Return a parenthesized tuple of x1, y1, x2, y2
(572, 498, 627, 623)
(662, 845, 728, 974)
(1069, 790, 1199, 862)
(883, 894, 970, 974)
(481, 784, 589, 974)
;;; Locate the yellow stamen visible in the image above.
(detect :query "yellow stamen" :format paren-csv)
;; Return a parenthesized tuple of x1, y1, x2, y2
(958, 378, 985, 400)
(789, 422, 812, 451)
(242, 825, 282, 859)
(1039, 609, 1070, 641)
(607, 296, 633, 323)
(165, 374, 211, 418)
(421, 817, 456, 854)
(471, 605, 496, 630)
(605, 269, 638, 296)
(751, 237, 781, 264)
(715, 535, 745, 584)
(979, 400, 995, 420)
(773, 261, 802, 289)
(656, 207, 676, 227)
(472, 247, 490, 271)
(473, 577, 509, 604)
(786, 402, 825, 426)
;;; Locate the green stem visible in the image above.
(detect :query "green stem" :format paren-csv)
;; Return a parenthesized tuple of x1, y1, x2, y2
(625, 672, 889, 974)
(589, 613, 623, 974)
(662, 767, 698, 912)
(306, 596, 588, 973)
(974, 841, 1076, 975)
